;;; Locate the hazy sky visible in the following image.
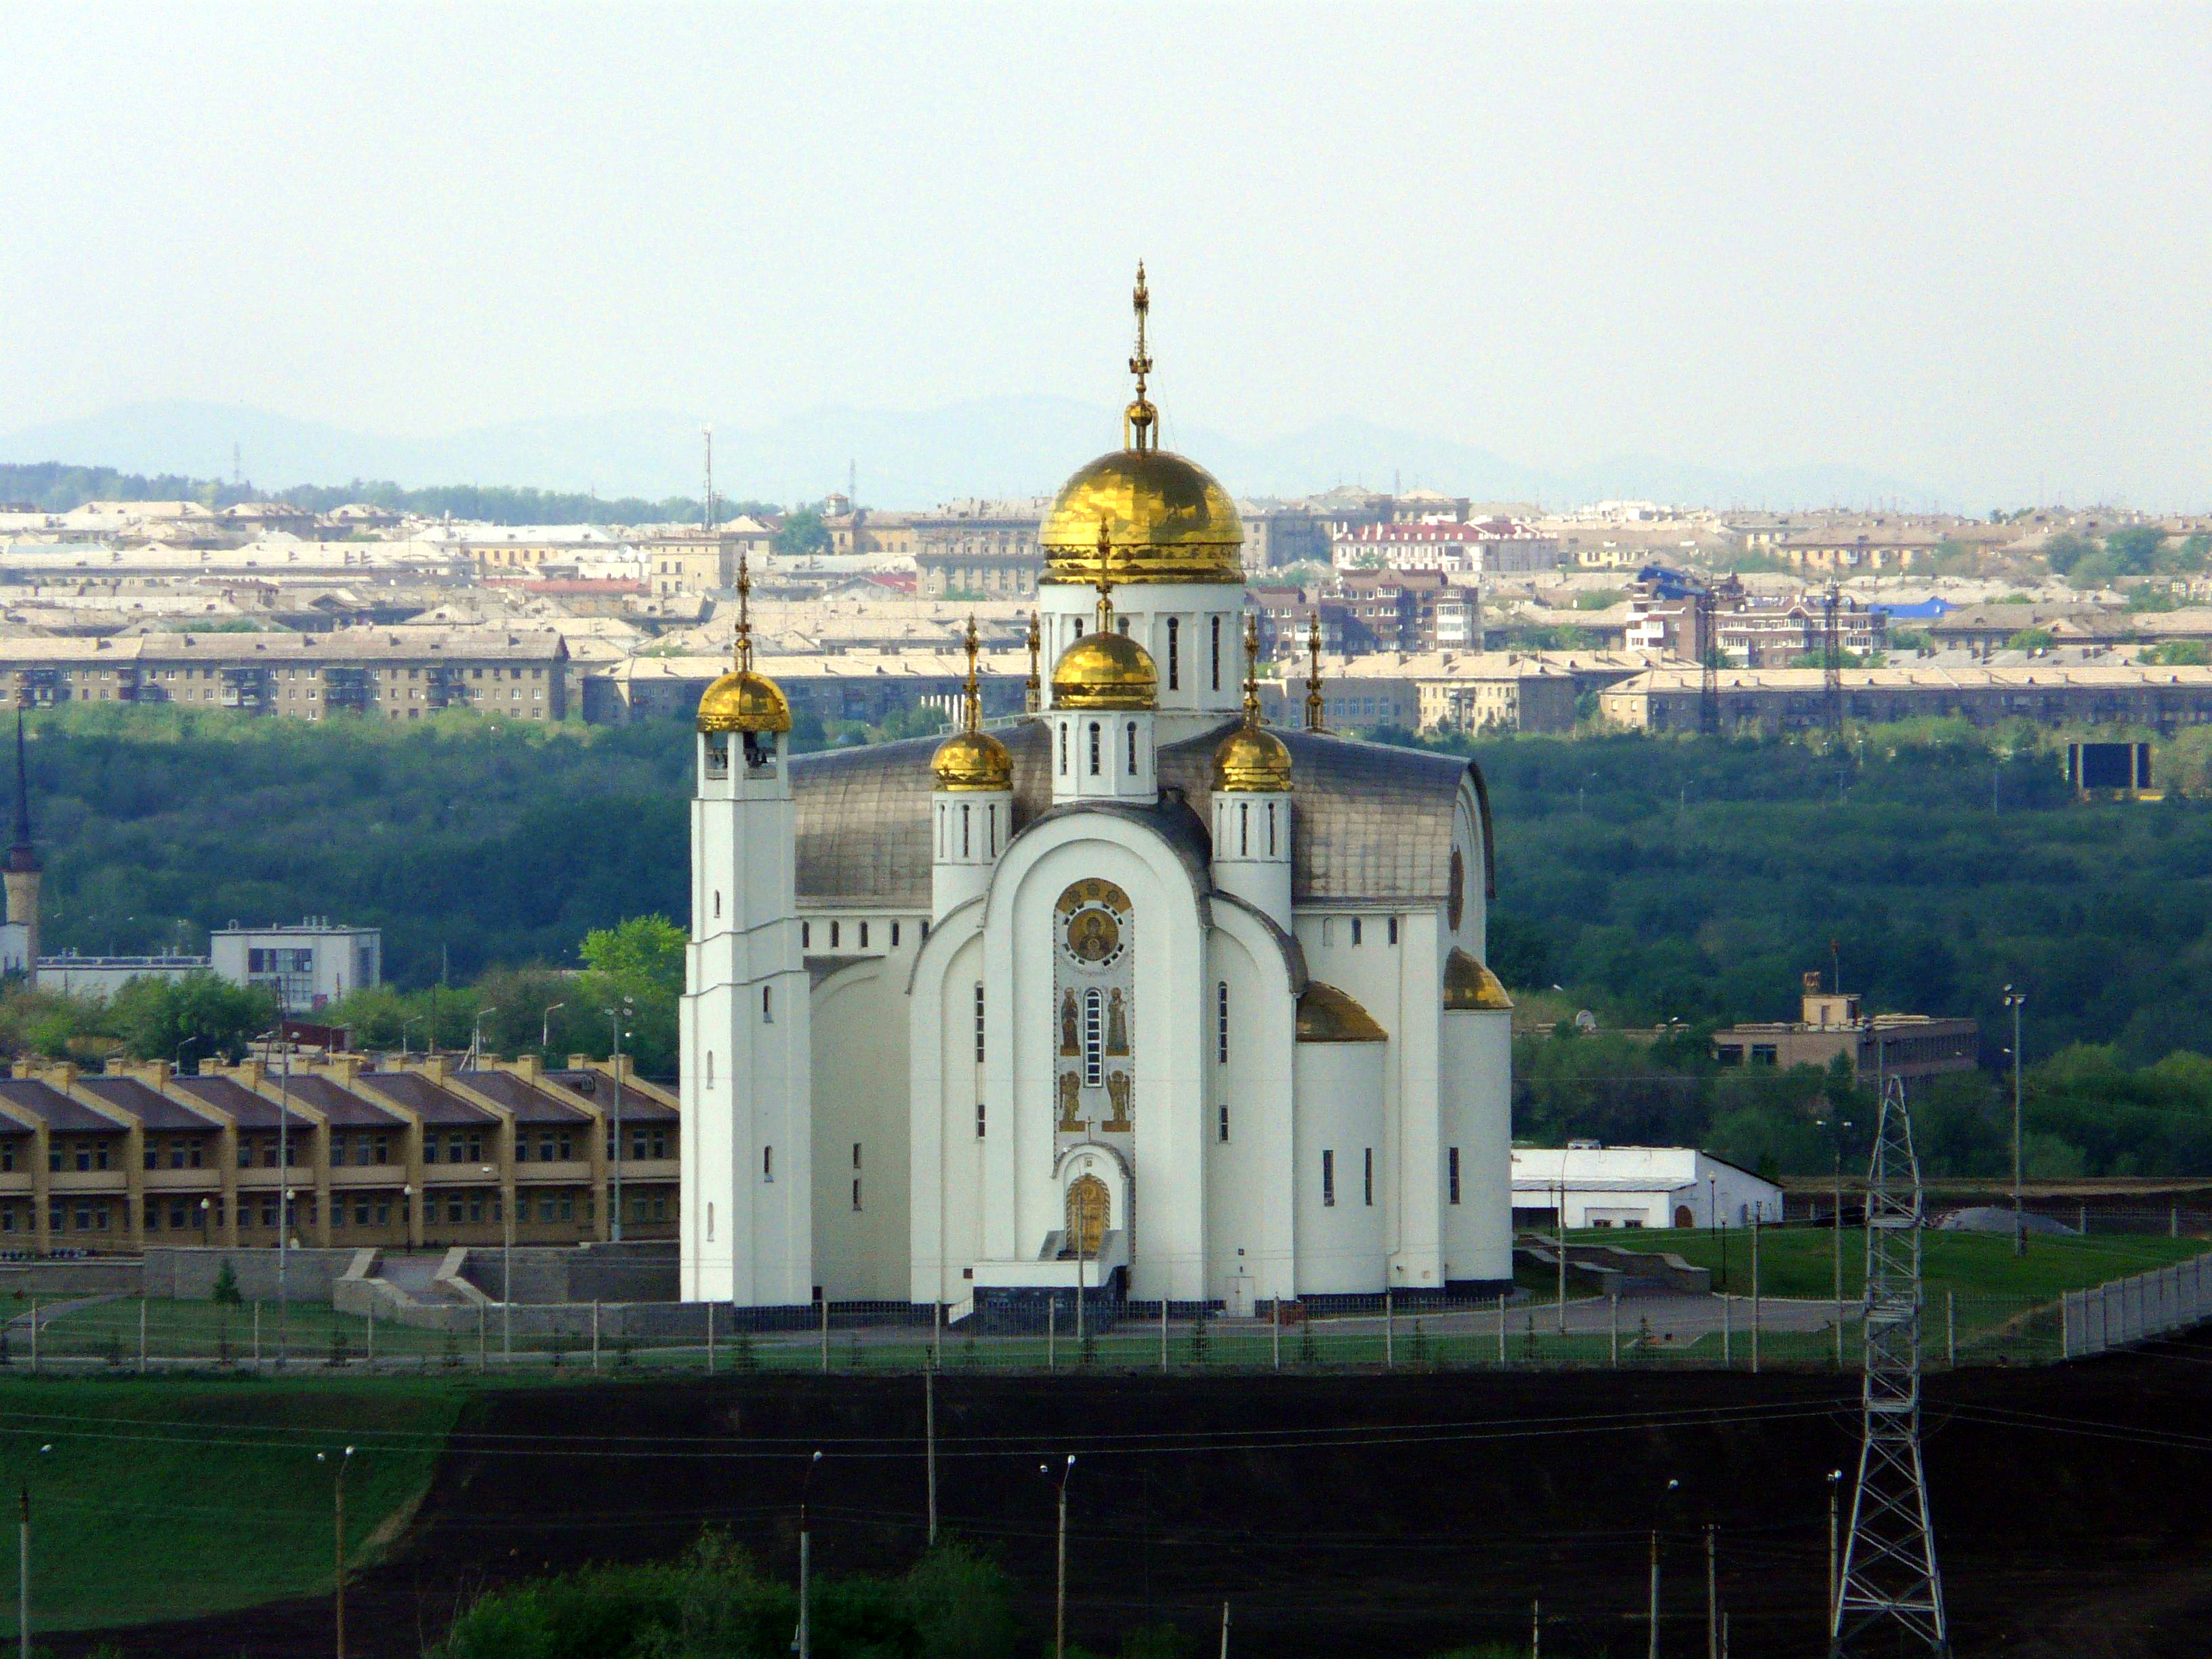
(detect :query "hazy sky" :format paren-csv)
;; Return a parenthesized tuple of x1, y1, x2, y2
(5, 1, 2209, 506)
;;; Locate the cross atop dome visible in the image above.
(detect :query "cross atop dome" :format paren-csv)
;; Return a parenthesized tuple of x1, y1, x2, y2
(1124, 260, 1157, 454)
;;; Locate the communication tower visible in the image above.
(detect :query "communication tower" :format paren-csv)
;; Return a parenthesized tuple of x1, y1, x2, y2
(1830, 1076, 1950, 1657)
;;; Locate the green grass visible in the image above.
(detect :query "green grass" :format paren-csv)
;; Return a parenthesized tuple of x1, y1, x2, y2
(1569, 1223, 2211, 1304)
(0, 1376, 463, 1631)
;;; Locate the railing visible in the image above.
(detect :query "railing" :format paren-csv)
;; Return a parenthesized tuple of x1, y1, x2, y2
(2062, 1254, 2212, 1358)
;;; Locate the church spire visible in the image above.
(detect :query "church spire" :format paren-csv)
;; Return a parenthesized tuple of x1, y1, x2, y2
(733, 547, 754, 672)
(1093, 519, 1118, 632)
(1024, 609, 1042, 714)
(961, 615, 983, 733)
(1242, 613, 1263, 729)
(1305, 612, 1326, 732)
(1122, 261, 1158, 454)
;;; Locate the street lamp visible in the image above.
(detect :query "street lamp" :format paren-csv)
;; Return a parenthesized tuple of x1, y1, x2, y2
(1649, 1477, 1679, 1659)
(173, 1033, 198, 1073)
(2003, 985, 2028, 1257)
(481, 1164, 512, 1359)
(1826, 1469, 1844, 1639)
(797, 1450, 823, 1659)
(541, 1002, 565, 1052)
(1042, 1454, 1076, 1659)
(18, 1443, 51, 1659)
(471, 1007, 499, 1071)
(318, 1446, 354, 1659)
(1814, 1117, 1853, 1330)
(604, 997, 634, 1242)
(400, 1016, 424, 1060)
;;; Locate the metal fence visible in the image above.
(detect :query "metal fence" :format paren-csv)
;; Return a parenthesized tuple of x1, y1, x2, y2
(2060, 1254, 2212, 1357)
(0, 1285, 2098, 1377)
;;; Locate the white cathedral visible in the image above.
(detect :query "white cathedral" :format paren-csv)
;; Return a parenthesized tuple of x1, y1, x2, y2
(680, 273, 1514, 1316)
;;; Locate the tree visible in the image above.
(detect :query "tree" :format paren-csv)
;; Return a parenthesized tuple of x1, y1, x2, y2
(579, 916, 685, 995)
(2006, 628, 2055, 653)
(106, 972, 277, 1064)
(2105, 525, 2168, 575)
(2042, 533, 2093, 575)
(773, 509, 830, 558)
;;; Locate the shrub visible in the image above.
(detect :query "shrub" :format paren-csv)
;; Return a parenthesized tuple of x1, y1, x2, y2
(211, 1261, 243, 1305)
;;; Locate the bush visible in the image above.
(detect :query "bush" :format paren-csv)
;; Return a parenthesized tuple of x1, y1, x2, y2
(211, 1261, 243, 1305)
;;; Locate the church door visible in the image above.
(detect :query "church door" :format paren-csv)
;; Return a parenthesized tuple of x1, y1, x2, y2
(1673, 1205, 1695, 1229)
(1067, 1174, 1110, 1257)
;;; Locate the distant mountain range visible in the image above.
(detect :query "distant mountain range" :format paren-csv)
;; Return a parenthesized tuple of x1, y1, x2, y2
(0, 398, 1934, 513)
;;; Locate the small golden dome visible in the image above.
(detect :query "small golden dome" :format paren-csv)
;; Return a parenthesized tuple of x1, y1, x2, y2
(1051, 629, 1158, 710)
(1296, 981, 1388, 1044)
(1443, 948, 1514, 1012)
(1040, 449, 1245, 587)
(697, 670, 792, 735)
(1213, 724, 1293, 792)
(931, 727, 1013, 792)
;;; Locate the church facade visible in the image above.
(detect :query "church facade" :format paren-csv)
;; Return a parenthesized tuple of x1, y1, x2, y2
(682, 274, 1514, 1314)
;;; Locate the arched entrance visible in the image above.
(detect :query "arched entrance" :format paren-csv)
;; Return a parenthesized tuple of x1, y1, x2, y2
(1674, 1204, 1695, 1229)
(1067, 1174, 1111, 1257)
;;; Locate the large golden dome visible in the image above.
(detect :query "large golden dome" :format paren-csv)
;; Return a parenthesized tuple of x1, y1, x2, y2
(1052, 629, 1158, 711)
(1296, 981, 1387, 1043)
(932, 727, 1013, 792)
(697, 670, 792, 734)
(1041, 449, 1244, 586)
(1213, 724, 1292, 792)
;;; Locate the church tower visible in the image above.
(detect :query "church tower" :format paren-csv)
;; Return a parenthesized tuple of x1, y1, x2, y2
(5, 707, 40, 973)
(680, 556, 813, 1307)
(1048, 535, 1160, 806)
(1210, 615, 1294, 929)
(930, 617, 1015, 921)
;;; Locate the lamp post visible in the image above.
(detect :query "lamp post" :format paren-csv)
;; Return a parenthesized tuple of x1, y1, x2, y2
(797, 1450, 823, 1659)
(272, 1027, 293, 1366)
(1826, 1469, 1843, 1640)
(1815, 1117, 1853, 1333)
(199, 1195, 211, 1251)
(16, 1443, 50, 1659)
(173, 1033, 198, 1074)
(471, 1007, 498, 1071)
(480, 1164, 512, 1357)
(318, 1446, 354, 1659)
(1045, 1454, 1076, 1659)
(1649, 1477, 1679, 1659)
(605, 998, 633, 1241)
(2003, 985, 2027, 1256)
(541, 1002, 565, 1052)
(400, 1016, 424, 1060)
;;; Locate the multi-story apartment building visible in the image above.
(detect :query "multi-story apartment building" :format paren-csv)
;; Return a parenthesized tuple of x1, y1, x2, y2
(0, 628, 569, 722)
(0, 1054, 678, 1254)
(1238, 506, 1331, 572)
(1336, 570, 1483, 653)
(911, 499, 1048, 597)
(1332, 518, 1560, 575)
(1601, 662, 2212, 735)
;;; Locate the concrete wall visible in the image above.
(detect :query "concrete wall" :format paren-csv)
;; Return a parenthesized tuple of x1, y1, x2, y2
(0, 1258, 144, 1297)
(455, 1241, 678, 1306)
(144, 1246, 359, 1300)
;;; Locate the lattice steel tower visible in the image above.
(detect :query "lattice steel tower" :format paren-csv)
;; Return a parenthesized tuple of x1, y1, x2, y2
(1831, 1076, 1950, 1656)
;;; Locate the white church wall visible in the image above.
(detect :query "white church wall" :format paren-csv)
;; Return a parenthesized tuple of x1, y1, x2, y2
(1292, 1038, 1387, 1294)
(1037, 579, 1249, 737)
(907, 909, 985, 1305)
(1203, 908, 1298, 1305)
(810, 958, 913, 1301)
(1440, 1008, 1514, 1286)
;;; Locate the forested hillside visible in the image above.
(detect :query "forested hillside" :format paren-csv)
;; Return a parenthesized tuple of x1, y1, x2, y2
(18, 704, 2210, 1061)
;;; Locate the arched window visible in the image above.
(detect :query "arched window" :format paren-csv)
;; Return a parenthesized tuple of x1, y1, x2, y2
(1239, 800, 1249, 857)
(762, 985, 773, 1022)
(1126, 721, 1137, 773)
(961, 804, 971, 859)
(705, 1051, 715, 1088)
(1058, 722, 1068, 775)
(706, 1202, 714, 1241)
(1088, 722, 1101, 776)
(1210, 615, 1222, 691)
(1267, 802, 1277, 857)
(987, 803, 997, 852)
(1084, 988, 1105, 1085)
(1166, 617, 1181, 690)
(713, 890, 721, 919)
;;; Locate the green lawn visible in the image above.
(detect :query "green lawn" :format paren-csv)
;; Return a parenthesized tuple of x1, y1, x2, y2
(1569, 1223, 2211, 1304)
(0, 1376, 463, 1631)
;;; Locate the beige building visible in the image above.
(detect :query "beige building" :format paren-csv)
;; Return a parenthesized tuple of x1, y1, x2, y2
(1599, 661, 2212, 735)
(1711, 977, 1978, 1099)
(0, 1054, 678, 1254)
(0, 628, 569, 722)
(912, 499, 1047, 597)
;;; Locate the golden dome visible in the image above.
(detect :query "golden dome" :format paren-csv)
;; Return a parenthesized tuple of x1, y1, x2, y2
(1213, 723, 1292, 792)
(1051, 629, 1158, 710)
(1296, 981, 1388, 1044)
(1040, 449, 1245, 586)
(1443, 948, 1514, 1012)
(931, 727, 1013, 792)
(697, 670, 792, 735)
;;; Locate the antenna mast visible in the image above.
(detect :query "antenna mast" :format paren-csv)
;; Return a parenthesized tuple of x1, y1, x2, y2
(1831, 1076, 1950, 1657)
(1823, 582, 1843, 741)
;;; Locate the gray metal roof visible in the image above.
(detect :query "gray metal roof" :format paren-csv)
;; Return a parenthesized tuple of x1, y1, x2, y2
(792, 719, 1491, 910)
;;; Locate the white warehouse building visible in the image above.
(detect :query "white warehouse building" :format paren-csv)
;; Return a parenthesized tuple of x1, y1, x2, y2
(1510, 1145, 1783, 1231)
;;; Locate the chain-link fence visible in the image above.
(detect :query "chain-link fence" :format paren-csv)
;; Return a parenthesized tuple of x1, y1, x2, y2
(0, 1283, 2119, 1376)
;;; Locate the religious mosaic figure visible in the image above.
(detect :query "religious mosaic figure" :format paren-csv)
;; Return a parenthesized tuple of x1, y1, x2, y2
(1103, 1069, 1132, 1132)
(1105, 987, 1129, 1055)
(1059, 989, 1079, 1056)
(1057, 1069, 1084, 1132)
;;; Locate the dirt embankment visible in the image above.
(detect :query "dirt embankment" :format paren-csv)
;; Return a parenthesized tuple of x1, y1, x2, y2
(67, 1334, 2212, 1658)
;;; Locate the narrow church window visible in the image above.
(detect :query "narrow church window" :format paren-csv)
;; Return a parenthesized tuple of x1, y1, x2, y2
(1267, 802, 1277, 857)
(762, 985, 773, 1022)
(1448, 1146, 1461, 1205)
(987, 804, 997, 852)
(705, 1052, 715, 1088)
(1059, 722, 1068, 775)
(860, 921, 869, 948)
(1210, 615, 1222, 691)
(1388, 917, 1399, 945)
(762, 1146, 774, 1182)
(1083, 989, 1104, 1086)
(713, 890, 721, 919)
(1166, 617, 1180, 690)
(891, 922, 901, 948)
(830, 920, 840, 948)
(1364, 1147, 1374, 1206)
(852, 1178, 862, 1211)
(1217, 1103, 1230, 1143)
(973, 984, 985, 1062)
(1322, 918, 1335, 947)
(853, 1142, 861, 1169)
(961, 804, 970, 859)
(1238, 801, 1249, 857)
(1322, 1150, 1335, 1207)
(1216, 982, 1229, 1063)
(1126, 722, 1137, 773)
(1088, 722, 1101, 776)
(976, 1101, 986, 1139)
(1352, 918, 1363, 946)
(802, 922, 812, 949)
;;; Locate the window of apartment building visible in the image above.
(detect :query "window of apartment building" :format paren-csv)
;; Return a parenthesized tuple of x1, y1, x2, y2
(0, 1146, 12, 1174)
(1322, 1150, 1336, 1208)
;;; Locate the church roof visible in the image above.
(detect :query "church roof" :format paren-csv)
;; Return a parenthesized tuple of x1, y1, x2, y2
(791, 719, 1493, 910)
